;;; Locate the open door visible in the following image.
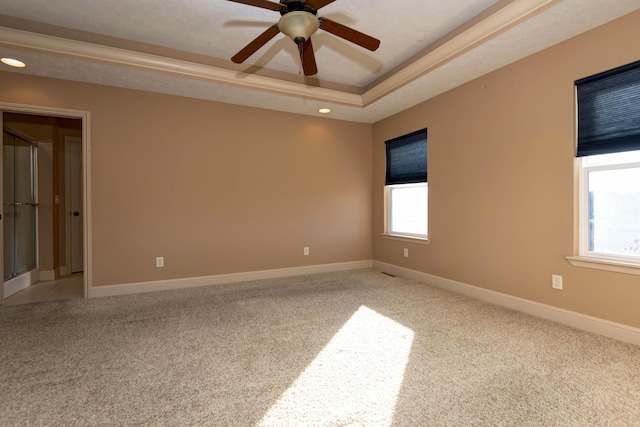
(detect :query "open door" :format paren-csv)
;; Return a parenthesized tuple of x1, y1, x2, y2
(0, 110, 3, 305)
(66, 136, 83, 273)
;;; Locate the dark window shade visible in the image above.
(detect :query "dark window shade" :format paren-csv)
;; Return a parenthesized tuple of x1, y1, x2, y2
(385, 128, 427, 185)
(576, 59, 640, 157)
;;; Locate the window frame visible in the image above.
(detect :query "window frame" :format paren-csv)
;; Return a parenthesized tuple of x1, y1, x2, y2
(384, 182, 429, 241)
(382, 128, 429, 244)
(578, 154, 640, 266)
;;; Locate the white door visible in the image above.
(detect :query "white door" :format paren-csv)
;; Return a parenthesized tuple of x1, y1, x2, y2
(68, 138, 83, 273)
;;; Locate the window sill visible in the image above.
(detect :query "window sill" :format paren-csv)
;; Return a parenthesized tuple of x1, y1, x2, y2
(566, 256, 640, 276)
(381, 233, 430, 245)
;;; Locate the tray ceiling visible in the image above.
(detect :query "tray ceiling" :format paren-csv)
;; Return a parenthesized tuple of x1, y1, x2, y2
(0, 0, 638, 123)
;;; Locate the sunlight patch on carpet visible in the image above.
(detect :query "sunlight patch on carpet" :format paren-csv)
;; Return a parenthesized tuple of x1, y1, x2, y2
(259, 306, 414, 426)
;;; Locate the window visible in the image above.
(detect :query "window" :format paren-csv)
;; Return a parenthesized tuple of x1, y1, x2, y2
(384, 129, 428, 240)
(575, 60, 640, 266)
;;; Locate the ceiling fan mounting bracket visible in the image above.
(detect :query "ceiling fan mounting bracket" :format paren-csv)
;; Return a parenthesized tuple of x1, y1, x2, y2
(279, 0, 318, 16)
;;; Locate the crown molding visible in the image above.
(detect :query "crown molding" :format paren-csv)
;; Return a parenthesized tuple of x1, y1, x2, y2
(362, 0, 560, 106)
(0, 26, 363, 108)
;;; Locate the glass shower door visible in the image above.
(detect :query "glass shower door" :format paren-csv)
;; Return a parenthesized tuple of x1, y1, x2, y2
(3, 129, 37, 282)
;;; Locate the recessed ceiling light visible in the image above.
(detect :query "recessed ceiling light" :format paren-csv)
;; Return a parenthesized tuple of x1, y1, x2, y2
(319, 108, 331, 114)
(1, 58, 26, 68)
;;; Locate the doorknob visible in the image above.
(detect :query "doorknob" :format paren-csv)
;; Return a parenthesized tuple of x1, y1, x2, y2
(73, 211, 80, 216)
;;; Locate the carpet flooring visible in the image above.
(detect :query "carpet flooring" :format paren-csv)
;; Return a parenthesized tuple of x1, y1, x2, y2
(1, 269, 639, 426)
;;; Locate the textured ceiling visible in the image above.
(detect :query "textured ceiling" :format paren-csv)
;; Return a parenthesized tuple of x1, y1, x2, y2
(0, 0, 638, 123)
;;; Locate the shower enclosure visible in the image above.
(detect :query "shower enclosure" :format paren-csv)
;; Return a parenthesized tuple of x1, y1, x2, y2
(3, 126, 38, 296)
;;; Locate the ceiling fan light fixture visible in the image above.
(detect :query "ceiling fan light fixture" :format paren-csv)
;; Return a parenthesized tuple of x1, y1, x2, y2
(278, 11, 319, 44)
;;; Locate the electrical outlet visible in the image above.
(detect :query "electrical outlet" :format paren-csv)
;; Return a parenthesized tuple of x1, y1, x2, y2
(304, 247, 309, 256)
(156, 256, 164, 268)
(403, 248, 409, 258)
(552, 274, 563, 290)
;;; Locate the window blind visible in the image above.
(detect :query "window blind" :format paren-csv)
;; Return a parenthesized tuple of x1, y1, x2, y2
(385, 128, 427, 185)
(576, 59, 640, 157)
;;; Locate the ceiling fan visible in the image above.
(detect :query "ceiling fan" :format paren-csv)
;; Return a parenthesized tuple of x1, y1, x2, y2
(227, 0, 380, 76)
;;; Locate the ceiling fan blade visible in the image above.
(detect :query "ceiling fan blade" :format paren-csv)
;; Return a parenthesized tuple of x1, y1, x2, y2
(226, 0, 283, 12)
(319, 18, 380, 51)
(299, 38, 318, 76)
(231, 25, 280, 64)
(305, 0, 336, 10)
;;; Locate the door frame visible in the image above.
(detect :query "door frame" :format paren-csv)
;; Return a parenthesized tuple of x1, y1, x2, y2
(0, 102, 92, 302)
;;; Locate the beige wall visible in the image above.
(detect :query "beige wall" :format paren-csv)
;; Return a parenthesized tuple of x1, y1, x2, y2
(373, 10, 640, 329)
(0, 76, 373, 286)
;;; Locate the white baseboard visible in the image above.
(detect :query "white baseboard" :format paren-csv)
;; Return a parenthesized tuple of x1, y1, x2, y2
(4, 269, 39, 299)
(89, 260, 373, 298)
(39, 270, 56, 281)
(373, 261, 640, 347)
(40, 266, 69, 281)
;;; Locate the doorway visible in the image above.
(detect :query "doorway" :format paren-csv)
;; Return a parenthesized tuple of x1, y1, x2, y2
(0, 104, 90, 304)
